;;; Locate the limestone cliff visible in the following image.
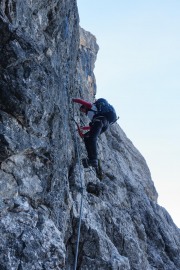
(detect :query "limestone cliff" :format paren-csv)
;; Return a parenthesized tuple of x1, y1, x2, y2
(0, 1, 180, 270)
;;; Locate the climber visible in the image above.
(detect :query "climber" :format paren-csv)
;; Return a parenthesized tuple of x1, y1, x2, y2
(72, 98, 117, 168)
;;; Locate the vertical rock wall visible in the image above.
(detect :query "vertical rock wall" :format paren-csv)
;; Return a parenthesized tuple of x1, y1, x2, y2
(0, 1, 180, 270)
(0, 0, 79, 269)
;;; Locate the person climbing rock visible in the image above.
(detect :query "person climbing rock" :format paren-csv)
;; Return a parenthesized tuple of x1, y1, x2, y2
(72, 98, 117, 168)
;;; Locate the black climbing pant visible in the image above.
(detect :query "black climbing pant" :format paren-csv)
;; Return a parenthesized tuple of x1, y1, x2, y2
(84, 116, 108, 161)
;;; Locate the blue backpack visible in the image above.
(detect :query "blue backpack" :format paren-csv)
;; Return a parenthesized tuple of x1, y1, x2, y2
(94, 98, 117, 124)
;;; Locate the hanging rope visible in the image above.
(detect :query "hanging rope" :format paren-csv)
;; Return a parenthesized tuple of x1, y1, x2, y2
(73, 103, 84, 270)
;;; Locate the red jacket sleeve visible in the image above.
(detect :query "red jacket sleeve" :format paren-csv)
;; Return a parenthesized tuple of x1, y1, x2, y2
(72, 98, 92, 109)
(80, 126, 91, 131)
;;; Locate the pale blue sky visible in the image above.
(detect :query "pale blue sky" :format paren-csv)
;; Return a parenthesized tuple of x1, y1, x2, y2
(77, 0, 180, 227)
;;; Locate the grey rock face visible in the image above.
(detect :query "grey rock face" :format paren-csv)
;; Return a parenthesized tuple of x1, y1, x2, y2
(0, 1, 180, 270)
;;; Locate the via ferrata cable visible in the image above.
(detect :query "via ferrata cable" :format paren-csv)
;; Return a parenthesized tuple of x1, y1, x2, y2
(73, 104, 84, 270)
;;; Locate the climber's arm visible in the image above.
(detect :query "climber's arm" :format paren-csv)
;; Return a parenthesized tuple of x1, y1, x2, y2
(80, 126, 91, 131)
(72, 98, 92, 109)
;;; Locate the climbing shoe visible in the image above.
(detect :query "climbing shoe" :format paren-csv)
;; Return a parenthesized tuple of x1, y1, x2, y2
(88, 159, 98, 168)
(82, 158, 89, 168)
(82, 158, 98, 168)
